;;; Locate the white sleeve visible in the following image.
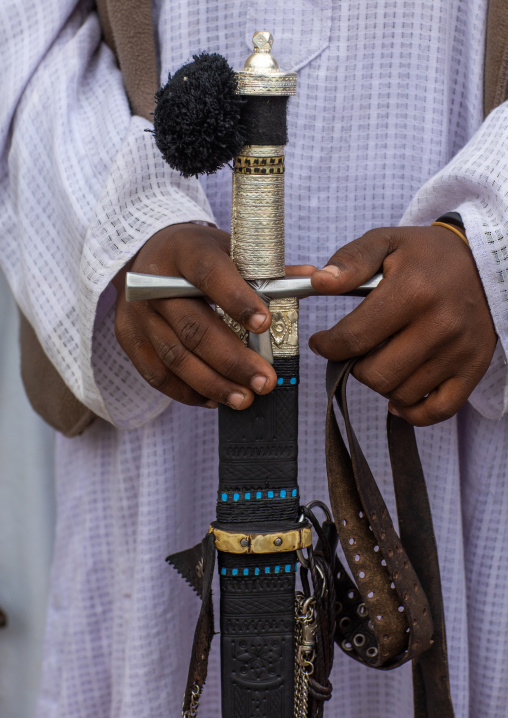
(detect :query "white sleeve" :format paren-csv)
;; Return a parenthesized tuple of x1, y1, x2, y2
(401, 102, 508, 419)
(0, 0, 216, 428)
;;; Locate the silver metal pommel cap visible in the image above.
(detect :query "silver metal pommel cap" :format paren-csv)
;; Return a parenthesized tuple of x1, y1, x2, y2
(236, 31, 297, 95)
(242, 31, 278, 73)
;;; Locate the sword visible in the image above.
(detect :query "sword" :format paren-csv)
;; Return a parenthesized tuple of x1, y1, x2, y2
(136, 32, 336, 717)
(212, 33, 302, 716)
(131, 29, 454, 718)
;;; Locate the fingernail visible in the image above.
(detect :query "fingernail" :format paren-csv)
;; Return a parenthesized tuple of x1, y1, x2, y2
(388, 404, 400, 417)
(320, 265, 340, 277)
(227, 392, 247, 409)
(248, 312, 268, 331)
(250, 375, 267, 393)
(204, 400, 218, 409)
(309, 343, 323, 357)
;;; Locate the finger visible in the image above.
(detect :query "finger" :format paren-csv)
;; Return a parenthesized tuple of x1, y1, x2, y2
(309, 278, 414, 359)
(388, 376, 471, 427)
(172, 233, 271, 334)
(310, 229, 394, 296)
(142, 312, 261, 409)
(351, 323, 454, 397)
(379, 358, 452, 407)
(114, 317, 213, 407)
(285, 264, 318, 276)
(155, 298, 277, 393)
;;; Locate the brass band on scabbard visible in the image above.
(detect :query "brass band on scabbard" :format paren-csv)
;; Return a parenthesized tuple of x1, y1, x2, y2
(209, 522, 312, 554)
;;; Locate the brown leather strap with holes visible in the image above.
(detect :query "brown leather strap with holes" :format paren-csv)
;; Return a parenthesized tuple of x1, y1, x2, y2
(326, 359, 454, 717)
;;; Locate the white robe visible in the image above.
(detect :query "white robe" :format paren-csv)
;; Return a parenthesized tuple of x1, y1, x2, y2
(0, 272, 55, 718)
(1, 1, 508, 716)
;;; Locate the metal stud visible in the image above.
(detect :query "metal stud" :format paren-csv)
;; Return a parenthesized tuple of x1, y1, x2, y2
(274, 537, 283, 546)
(356, 603, 367, 618)
(240, 538, 249, 547)
(339, 616, 352, 631)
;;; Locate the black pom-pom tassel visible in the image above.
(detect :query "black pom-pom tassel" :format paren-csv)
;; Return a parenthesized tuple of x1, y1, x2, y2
(152, 53, 246, 178)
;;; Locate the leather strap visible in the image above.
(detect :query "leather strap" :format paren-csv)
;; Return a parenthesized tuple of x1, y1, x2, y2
(326, 359, 454, 717)
(96, 0, 159, 120)
(182, 532, 216, 715)
(484, 0, 508, 116)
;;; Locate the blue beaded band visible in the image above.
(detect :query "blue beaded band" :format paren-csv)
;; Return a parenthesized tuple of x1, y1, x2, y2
(219, 562, 299, 577)
(217, 487, 298, 502)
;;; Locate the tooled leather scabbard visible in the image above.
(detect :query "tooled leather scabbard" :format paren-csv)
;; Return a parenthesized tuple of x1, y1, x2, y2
(215, 32, 301, 717)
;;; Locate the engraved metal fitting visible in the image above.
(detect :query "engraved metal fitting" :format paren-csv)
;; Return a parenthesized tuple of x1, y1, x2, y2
(208, 522, 312, 554)
(235, 31, 297, 95)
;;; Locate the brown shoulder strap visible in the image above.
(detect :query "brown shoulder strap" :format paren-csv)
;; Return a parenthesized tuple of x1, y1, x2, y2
(326, 360, 454, 718)
(19, 1, 159, 436)
(484, 0, 508, 116)
(96, 0, 159, 120)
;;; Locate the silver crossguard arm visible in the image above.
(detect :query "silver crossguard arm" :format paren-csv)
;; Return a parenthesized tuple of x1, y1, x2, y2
(125, 272, 383, 302)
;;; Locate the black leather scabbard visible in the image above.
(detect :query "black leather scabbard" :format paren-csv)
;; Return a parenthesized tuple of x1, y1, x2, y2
(217, 356, 300, 715)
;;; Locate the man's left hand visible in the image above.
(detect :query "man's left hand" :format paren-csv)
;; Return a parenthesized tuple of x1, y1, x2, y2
(309, 226, 497, 426)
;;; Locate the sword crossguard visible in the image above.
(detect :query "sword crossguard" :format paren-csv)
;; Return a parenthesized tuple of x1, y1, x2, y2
(125, 272, 383, 362)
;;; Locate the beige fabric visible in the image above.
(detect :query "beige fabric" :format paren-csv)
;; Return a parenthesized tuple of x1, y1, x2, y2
(19, 312, 95, 436)
(19, 0, 157, 437)
(17, 0, 508, 436)
(485, 0, 508, 116)
(96, 0, 158, 120)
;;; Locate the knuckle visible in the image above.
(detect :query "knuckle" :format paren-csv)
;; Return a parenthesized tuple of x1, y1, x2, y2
(177, 315, 210, 352)
(219, 353, 243, 378)
(342, 326, 369, 356)
(358, 366, 398, 395)
(427, 401, 456, 425)
(387, 387, 414, 408)
(192, 257, 222, 294)
(435, 310, 463, 341)
(338, 241, 371, 268)
(158, 338, 186, 370)
(405, 272, 430, 306)
(141, 365, 168, 391)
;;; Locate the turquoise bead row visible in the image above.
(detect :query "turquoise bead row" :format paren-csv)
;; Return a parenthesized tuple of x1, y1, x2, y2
(276, 376, 297, 386)
(220, 563, 299, 577)
(217, 487, 298, 502)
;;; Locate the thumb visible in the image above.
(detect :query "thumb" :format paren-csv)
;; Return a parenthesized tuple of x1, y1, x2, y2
(311, 229, 393, 295)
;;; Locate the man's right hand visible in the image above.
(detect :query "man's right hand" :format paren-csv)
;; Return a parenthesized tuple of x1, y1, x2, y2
(112, 223, 278, 410)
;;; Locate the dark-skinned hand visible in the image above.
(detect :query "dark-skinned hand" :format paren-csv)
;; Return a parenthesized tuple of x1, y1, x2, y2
(309, 225, 497, 426)
(112, 222, 313, 410)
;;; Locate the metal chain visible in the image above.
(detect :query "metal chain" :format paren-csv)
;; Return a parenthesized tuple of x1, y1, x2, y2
(182, 683, 201, 718)
(294, 592, 317, 718)
(182, 594, 317, 718)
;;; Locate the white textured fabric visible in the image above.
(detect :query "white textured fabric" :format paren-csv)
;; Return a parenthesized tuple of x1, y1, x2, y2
(1, 1, 508, 717)
(0, 272, 56, 718)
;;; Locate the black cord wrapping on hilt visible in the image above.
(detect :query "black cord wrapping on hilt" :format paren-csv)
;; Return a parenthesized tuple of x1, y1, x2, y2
(299, 506, 338, 718)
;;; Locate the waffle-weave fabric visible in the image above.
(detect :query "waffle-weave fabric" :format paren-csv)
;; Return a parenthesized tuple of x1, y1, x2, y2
(1, 0, 508, 716)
